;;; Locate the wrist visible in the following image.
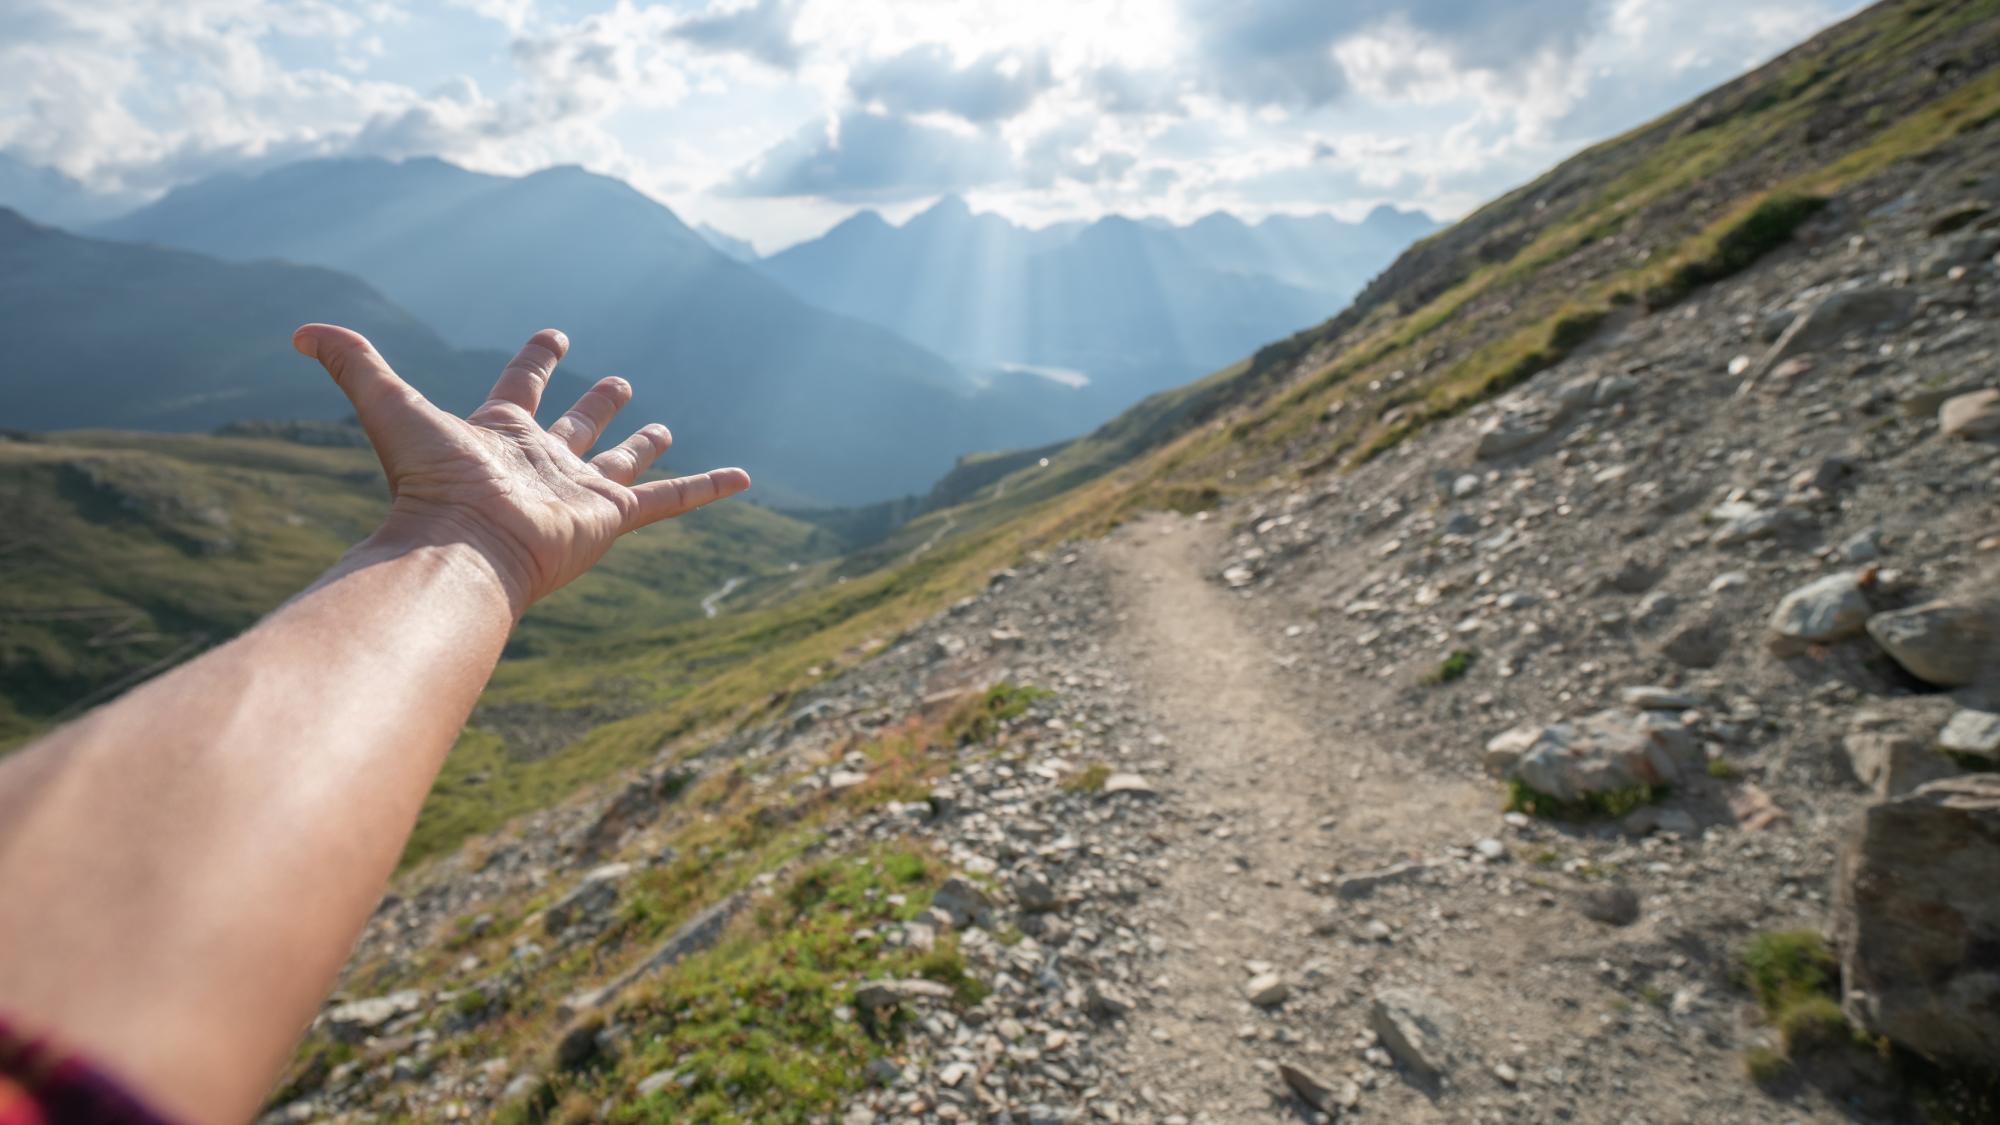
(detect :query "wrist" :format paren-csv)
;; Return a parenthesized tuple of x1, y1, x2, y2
(336, 518, 531, 622)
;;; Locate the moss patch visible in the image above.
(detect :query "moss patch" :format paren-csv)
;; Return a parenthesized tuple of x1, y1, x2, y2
(1505, 779, 1665, 821)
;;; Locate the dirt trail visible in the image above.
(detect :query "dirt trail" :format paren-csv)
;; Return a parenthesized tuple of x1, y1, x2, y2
(1097, 511, 1489, 1121)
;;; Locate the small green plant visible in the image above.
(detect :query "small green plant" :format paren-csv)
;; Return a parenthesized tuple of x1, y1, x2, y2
(1534, 849, 1561, 866)
(1426, 647, 1477, 684)
(1745, 1045, 1792, 1082)
(1777, 996, 1850, 1053)
(947, 682, 1055, 745)
(1708, 757, 1737, 779)
(1506, 779, 1665, 821)
(882, 852, 927, 884)
(455, 989, 488, 1017)
(1062, 763, 1112, 793)
(1743, 930, 1836, 1014)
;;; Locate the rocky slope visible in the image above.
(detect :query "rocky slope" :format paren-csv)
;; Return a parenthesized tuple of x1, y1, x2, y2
(243, 3, 2000, 1123)
(267, 135, 1999, 1121)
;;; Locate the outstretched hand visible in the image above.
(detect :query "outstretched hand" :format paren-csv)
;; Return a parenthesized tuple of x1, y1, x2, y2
(293, 324, 750, 615)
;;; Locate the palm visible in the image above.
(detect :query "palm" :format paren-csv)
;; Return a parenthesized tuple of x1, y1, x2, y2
(294, 325, 749, 611)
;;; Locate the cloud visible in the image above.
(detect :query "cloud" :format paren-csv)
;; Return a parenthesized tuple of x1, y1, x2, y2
(727, 110, 1011, 200)
(668, 0, 803, 70)
(849, 44, 1051, 123)
(1178, 0, 1598, 109)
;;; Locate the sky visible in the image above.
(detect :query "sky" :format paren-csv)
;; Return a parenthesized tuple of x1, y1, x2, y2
(0, 0, 1867, 252)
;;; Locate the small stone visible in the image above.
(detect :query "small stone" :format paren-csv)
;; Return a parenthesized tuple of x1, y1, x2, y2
(1839, 528, 1883, 564)
(1576, 883, 1641, 926)
(1632, 591, 1678, 626)
(1335, 861, 1425, 899)
(1453, 473, 1484, 498)
(843, 1106, 879, 1125)
(324, 990, 425, 1043)
(1369, 988, 1459, 1075)
(1661, 618, 1730, 669)
(854, 979, 955, 1011)
(1768, 571, 1871, 653)
(1102, 773, 1155, 794)
(1278, 1063, 1336, 1111)
(1246, 972, 1289, 1007)
(1493, 1062, 1519, 1084)
(544, 863, 632, 935)
(1621, 686, 1700, 711)
(1476, 416, 1552, 459)
(1708, 571, 1750, 593)
(931, 876, 995, 929)
(1940, 711, 2000, 759)
(636, 1071, 677, 1097)
(1941, 389, 2000, 439)
(1497, 591, 1541, 610)
(1085, 980, 1134, 1019)
(503, 1076, 540, 1099)
(826, 769, 870, 791)
(1474, 838, 1507, 861)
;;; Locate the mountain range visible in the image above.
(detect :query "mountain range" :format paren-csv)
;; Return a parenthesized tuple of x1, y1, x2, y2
(0, 156, 1432, 506)
(755, 197, 1437, 408)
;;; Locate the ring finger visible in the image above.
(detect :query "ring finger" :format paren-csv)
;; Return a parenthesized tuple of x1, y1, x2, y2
(547, 377, 633, 455)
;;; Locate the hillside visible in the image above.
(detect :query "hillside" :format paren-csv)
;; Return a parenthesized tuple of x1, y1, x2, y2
(221, 3, 2000, 1125)
(0, 209, 522, 431)
(0, 428, 843, 747)
(756, 197, 1437, 419)
(89, 160, 1085, 506)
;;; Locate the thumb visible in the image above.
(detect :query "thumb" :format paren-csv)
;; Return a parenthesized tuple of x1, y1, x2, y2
(293, 324, 418, 419)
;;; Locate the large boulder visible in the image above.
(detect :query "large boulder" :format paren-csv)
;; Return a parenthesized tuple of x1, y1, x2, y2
(1866, 600, 2000, 686)
(1762, 287, 1918, 372)
(1483, 709, 1684, 803)
(1840, 709, 1961, 799)
(1768, 572, 1871, 656)
(1835, 775, 2000, 1071)
(1940, 389, 2000, 439)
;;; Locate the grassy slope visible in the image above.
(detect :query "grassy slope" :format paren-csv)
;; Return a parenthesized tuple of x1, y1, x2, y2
(0, 430, 843, 746)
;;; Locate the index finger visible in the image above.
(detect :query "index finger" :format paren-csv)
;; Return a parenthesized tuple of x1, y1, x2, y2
(483, 329, 570, 415)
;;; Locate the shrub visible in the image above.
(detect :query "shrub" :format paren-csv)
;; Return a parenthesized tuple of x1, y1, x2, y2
(1777, 996, 1850, 1054)
(946, 682, 1055, 745)
(1743, 930, 1836, 1015)
(1744, 1046, 1792, 1083)
(1646, 194, 1828, 309)
(1506, 779, 1665, 821)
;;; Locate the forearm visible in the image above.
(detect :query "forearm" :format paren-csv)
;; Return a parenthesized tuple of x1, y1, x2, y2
(0, 536, 515, 1125)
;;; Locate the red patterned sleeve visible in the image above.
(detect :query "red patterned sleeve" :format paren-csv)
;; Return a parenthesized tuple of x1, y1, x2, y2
(0, 1021, 183, 1125)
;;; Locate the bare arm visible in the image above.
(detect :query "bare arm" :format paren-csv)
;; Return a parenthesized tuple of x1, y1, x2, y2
(0, 326, 748, 1125)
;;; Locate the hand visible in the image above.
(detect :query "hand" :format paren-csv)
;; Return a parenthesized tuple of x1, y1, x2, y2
(293, 324, 749, 615)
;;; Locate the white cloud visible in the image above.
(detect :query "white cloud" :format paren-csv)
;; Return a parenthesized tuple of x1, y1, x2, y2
(0, 0, 1868, 246)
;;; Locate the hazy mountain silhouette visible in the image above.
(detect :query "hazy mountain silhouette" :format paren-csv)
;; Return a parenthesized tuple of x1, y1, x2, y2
(90, 159, 1078, 506)
(756, 196, 1437, 403)
(0, 154, 138, 229)
(0, 208, 518, 433)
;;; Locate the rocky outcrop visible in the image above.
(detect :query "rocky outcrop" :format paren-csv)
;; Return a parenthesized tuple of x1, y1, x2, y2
(1835, 775, 2000, 1071)
(1865, 599, 2000, 687)
(1484, 709, 1685, 802)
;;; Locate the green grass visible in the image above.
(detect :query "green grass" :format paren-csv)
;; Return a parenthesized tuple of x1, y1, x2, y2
(945, 682, 1055, 746)
(1741, 930, 1855, 1065)
(1505, 779, 1666, 821)
(1062, 763, 1112, 793)
(1708, 757, 1738, 779)
(1427, 648, 1478, 685)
